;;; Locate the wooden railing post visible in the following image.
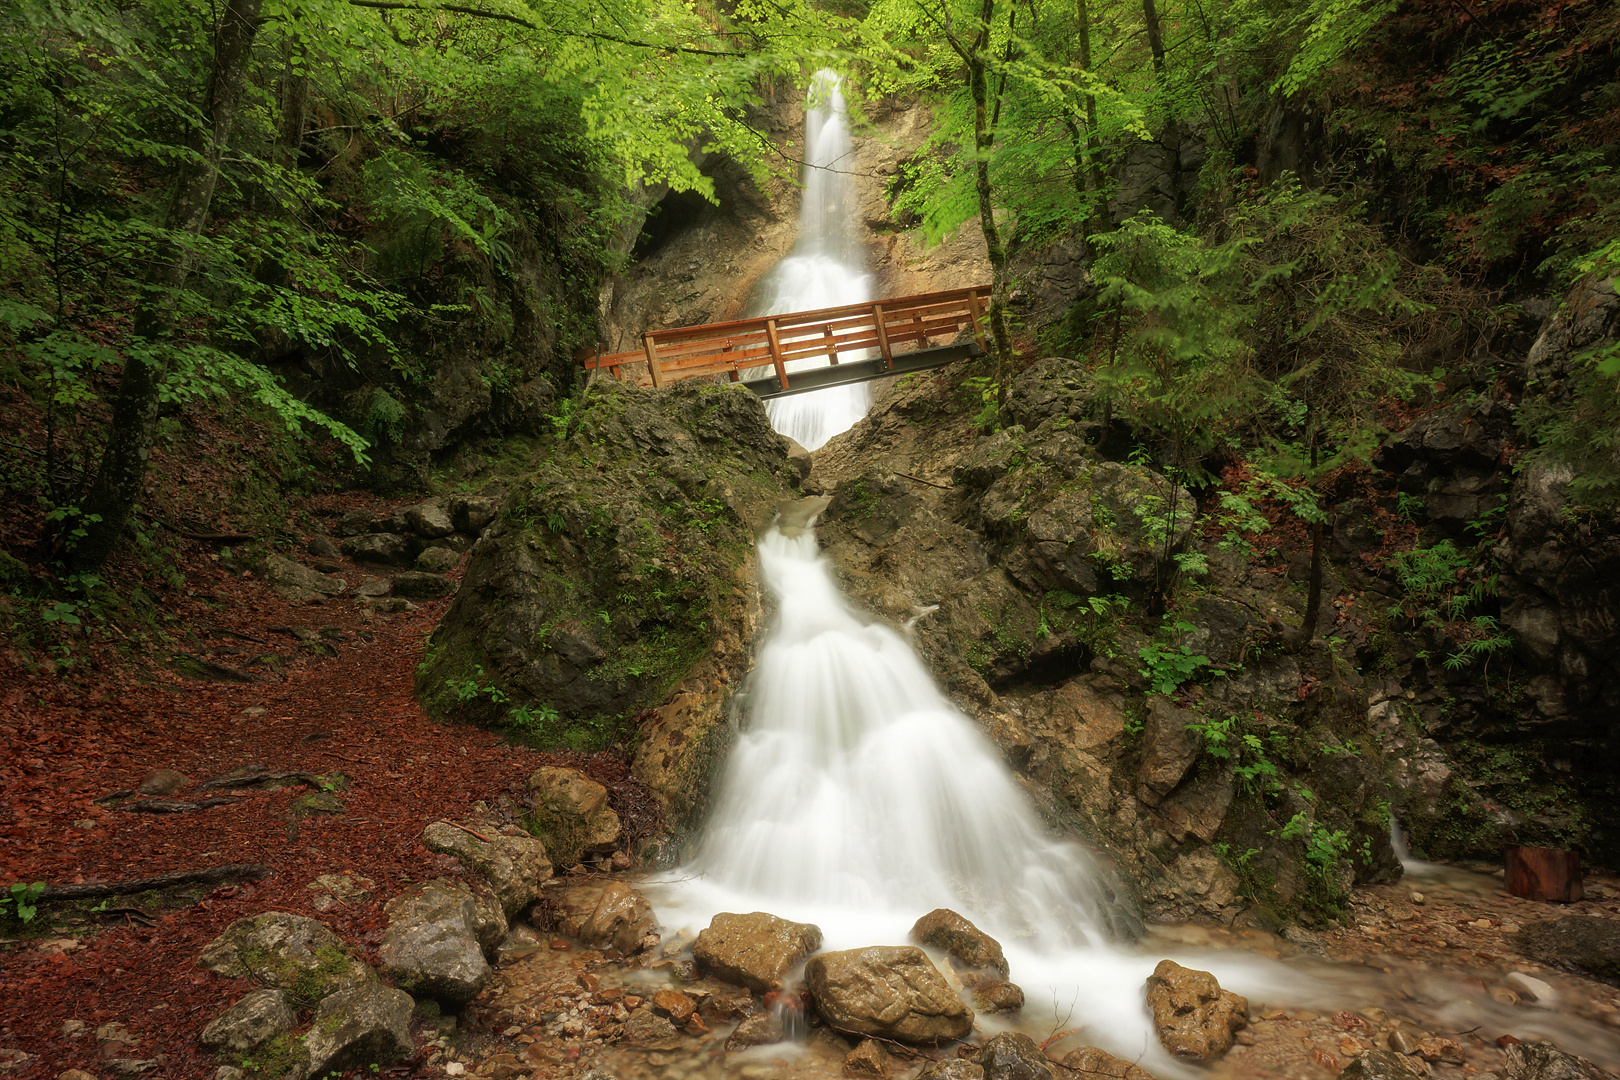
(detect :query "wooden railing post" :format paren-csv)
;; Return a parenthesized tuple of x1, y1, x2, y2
(873, 303, 893, 370)
(765, 318, 790, 391)
(823, 324, 840, 364)
(642, 333, 665, 388)
(966, 290, 990, 353)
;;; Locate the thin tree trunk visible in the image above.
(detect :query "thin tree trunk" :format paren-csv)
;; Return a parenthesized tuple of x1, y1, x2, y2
(964, 0, 1015, 406)
(68, 0, 264, 570)
(1140, 0, 1184, 220)
(1065, 0, 1108, 252)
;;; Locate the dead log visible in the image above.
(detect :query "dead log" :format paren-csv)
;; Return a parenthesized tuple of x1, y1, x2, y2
(1505, 845, 1584, 903)
(37, 863, 271, 904)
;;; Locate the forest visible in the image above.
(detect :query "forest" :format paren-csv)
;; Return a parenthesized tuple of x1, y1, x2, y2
(1, 0, 1619, 1078)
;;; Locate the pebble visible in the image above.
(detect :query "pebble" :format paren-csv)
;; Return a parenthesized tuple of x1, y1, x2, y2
(1506, 972, 1557, 1006)
(1410, 891, 1426, 905)
(444, 1064, 466, 1077)
(1388, 1029, 1419, 1054)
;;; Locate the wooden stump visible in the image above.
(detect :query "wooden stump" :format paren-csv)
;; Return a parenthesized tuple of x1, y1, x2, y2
(1505, 845, 1583, 902)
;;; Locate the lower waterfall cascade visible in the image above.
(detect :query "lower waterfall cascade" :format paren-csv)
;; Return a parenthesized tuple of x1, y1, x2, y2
(649, 502, 1310, 1077)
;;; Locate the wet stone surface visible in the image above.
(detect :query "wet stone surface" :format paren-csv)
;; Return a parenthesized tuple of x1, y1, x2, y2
(446, 867, 1620, 1080)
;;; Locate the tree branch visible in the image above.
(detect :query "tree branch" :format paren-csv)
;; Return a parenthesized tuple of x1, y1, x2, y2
(345, 0, 734, 56)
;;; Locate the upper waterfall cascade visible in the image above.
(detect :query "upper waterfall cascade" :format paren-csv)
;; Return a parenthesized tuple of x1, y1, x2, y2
(750, 71, 874, 451)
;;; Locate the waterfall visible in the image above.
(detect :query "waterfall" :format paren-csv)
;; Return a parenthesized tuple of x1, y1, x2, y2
(750, 70, 874, 452)
(651, 502, 1302, 1075)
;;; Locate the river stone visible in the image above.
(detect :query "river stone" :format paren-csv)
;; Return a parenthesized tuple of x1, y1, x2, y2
(199, 989, 296, 1055)
(805, 945, 973, 1043)
(1340, 1049, 1429, 1080)
(553, 881, 659, 956)
(526, 766, 621, 866)
(1060, 1046, 1155, 1079)
(379, 879, 504, 1005)
(844, 1038, 891, 1079)
(1136, 698, 1202, 806)
(1143, 958, 1247, 1062)
(1502, 1041, 1617, 1079)
(917, 1063, 985, 1080)
(622, 1006, 686, 1051)
(420, 819, 552, 917)
(975, 1032, 1054, 1080)
(197, 912, 372, 998)
(1514, 916, 1620, 986)
(298, 983, 414, 1077)
(694, 911, 822, 993)
(910, 908, 1009, 978)
(340, 532, 414, 567)
(724, 1012, 783, 1051)
(403, 498, 456, 538)
(971, 980, 1024, 1013)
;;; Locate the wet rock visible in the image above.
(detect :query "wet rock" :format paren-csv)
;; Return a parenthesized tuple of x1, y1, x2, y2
(622, 1006, 686, 1051)
(910, 909, 1009, 978)
(844, 1039, 891, 1079)
(449, 494, 500, 535)
(1506, 971, 1558, 1004)
(652, 989, 696, 1022)
(553, 881, 659, 956)
(526, 767, 621, 866)
(1515, 916, 1620, 986)
(403, 498, 456, 539)
(1135, 698, 1202, 806)
(379, 879, 504, 1005)
(1059, 1045, 1155, 1079)
(1143, 959, 1247, 1062)
(341, 533, 414, 567)
(1341, 1049, 1429, 1080)
(970, 980, 1024, 1014)
(724, 1012, 783, 1051)
(805, 945, 973, 1043)
(916, 1063, 985, 1080)
(1388, 1029, 1420, 1055)
(199, 988, 296, 1056)
(298, 983, 414, 1077)
(388, 571, 454, 599)
(694, 911, 822, 992)
(137, 769, 188, 796)
(197, 912, 372, 998)
(1502, 1041, 1617, 1080)
(1416, 1037, 1465, 1064)
(419, 819, 552, 917)
(974, 1032, 1054, 1080)
(784, 437, 813, 482)
(416, 546, 460, 573)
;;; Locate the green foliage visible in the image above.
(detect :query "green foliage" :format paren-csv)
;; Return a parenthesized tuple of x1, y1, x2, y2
(1271, 0, 1400, 98)
(1137, 620, 1212, 695)
(1, 882, 46, 924)
(1185, 713, 1282, 796)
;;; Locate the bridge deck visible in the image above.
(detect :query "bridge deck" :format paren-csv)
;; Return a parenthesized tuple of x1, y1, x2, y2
(577, 286, 992, 395)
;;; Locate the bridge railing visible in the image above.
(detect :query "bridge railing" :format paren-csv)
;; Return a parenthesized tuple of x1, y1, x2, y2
(576, 286, 992, 390)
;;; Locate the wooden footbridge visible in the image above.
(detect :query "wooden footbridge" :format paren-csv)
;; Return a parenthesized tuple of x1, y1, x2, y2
(577, 286, 992, 398)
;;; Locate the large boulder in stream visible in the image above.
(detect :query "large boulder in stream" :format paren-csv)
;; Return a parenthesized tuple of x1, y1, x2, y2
(1143, 958, 1248, 1062)
(415, 380, 798, 823)
(693, 911, 823, 992)
(805, 945, 974, 1043)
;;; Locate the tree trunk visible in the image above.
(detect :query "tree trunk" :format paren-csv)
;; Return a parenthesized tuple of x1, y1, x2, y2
(1068, 0, 1108, 251)
(1140, 0, 1183, 221)
(965, 0, 1016, 406)
(68, 0, 265, 570)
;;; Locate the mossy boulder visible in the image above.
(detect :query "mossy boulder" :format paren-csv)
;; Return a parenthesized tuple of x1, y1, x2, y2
(416, 379, 796, 754)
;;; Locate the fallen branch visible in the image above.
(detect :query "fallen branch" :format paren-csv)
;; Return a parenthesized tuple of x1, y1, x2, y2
(895, 471, 953, 491)
(38, 863, 271, 904)
(436, 820, 495, 843)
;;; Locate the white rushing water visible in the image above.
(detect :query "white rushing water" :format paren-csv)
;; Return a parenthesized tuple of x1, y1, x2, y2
(650, 503, 1310, 1076)
(749, 71, 874, 451)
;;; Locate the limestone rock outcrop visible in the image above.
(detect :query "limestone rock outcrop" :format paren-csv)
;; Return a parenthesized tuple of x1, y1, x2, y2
(378, 878, 504, 1005)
